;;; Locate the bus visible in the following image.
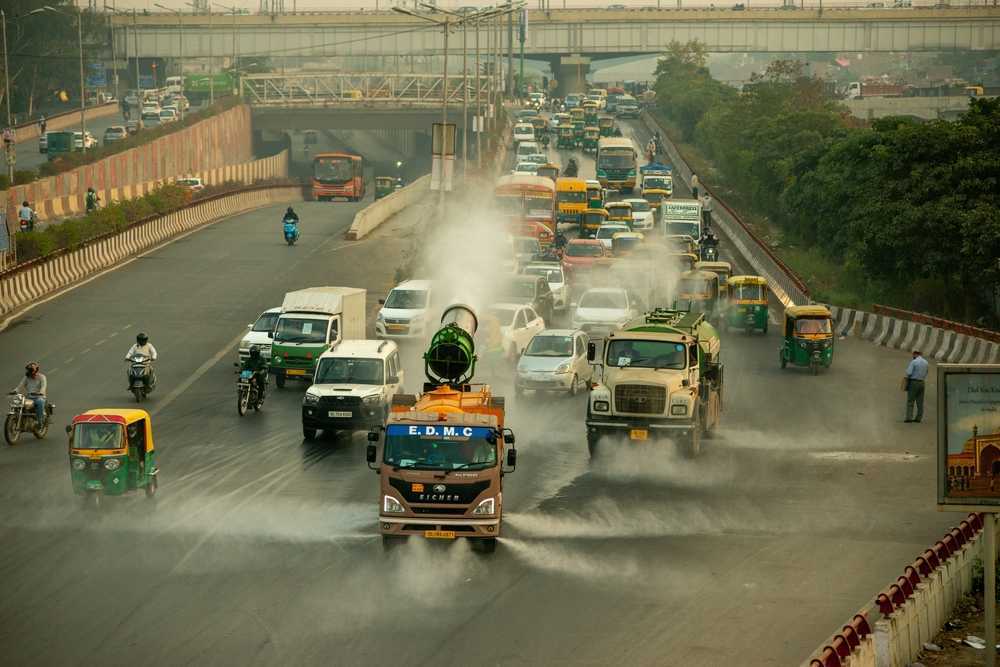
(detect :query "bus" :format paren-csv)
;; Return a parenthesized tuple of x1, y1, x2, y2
(312, 152, 365, 201)
(494, 174, 557, 239)
(596, 137, 638, 192)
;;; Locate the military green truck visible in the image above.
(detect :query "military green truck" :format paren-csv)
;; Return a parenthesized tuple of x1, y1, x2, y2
(585, 308, 723, 458)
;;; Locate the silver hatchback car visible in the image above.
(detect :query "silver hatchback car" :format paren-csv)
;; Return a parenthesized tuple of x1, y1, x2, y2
(515, 329, 593, 397)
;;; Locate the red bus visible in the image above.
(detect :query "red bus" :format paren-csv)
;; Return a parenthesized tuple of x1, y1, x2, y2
(312, 152, 365, 201)
(493, 174, 557, 244)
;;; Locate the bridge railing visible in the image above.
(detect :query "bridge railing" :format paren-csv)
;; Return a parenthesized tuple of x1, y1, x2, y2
(240, 73, 490, 108)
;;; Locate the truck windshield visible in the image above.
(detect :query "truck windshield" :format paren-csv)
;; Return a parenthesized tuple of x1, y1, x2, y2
(385, 289, 428, 309)
(384, 424, 497, 470)
(315, 357, 383, 384)
(273, 317, 328, 343)
(667, 222, 699, 239)
(606, 340, 687, 369)
(557, 191, 586, 203)
(72, 423, 124, 450)
(645, 177, 670, 189)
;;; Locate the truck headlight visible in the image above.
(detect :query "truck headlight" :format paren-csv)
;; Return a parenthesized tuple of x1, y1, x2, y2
(593, 400, 609, 412)
(670, 404, 688, 416)
(303, 392, 320, 406)
(383, 495, 404, 513)
(363, 394, 381, 406)
(72, 458, 86, 471)
(104, 458, 121, 471)
(472, 497, 495, 515)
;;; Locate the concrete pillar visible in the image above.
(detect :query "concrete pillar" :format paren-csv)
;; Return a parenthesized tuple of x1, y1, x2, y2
(555, 55, 591, 96)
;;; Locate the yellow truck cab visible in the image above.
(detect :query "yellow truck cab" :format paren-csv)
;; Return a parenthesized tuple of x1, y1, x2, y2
(556, 177, 588, 226)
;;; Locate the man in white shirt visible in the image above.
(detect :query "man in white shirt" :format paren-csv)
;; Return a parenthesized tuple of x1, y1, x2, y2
(125, 333, 158, 390)
(904, 349, 929, 423)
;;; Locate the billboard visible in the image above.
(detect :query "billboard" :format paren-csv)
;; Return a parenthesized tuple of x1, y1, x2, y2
(86, 63, 106, 88)
(937, 364, 1000, 507)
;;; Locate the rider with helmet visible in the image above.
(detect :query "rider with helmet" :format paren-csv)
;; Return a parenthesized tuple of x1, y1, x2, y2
(240, 346, 268, 400)
(283, 207, 299, 224)
(13, 362, 47, 426)
(125, 333, 158, 389)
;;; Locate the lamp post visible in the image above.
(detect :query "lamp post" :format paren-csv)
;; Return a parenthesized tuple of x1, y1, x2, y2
(103, 4, 121, 103)
(154, 3, 184, 115)
(42, 5, 87, 152)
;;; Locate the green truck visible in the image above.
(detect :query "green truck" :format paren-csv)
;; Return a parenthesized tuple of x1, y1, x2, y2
(269, 287, 367, 388)
(46, 131, 76, 160)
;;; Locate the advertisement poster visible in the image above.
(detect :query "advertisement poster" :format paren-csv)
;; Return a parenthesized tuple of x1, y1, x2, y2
(938, 364, 1000, 507)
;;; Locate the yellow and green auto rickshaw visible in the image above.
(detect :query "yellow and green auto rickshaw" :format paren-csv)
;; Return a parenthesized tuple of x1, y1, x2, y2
(583, 126, 601, 154)
(580, 207, 608, 238)
(725, 275, 769, 334)
(585, 180, 603, 210)
(536, 163, 560, 183)
(779, 304, 834, 374)
(68, 409, 158, 508)
(611, 231, 644, 257)
(676, 269, 721, 322)
(696, 260, 733, 300)
(573, 120, 586, 145)
(667, 252, 699, 273)
(583, 105, 599, 126)
(553, 112, 571, 134)
(558, 125, 576, 149)
(375, 176, 396, 200)
(598, 116, 615, 137)
(531, 116, 548, 140)
(605, 201, 633, 226)
(570, 107, 585, 127)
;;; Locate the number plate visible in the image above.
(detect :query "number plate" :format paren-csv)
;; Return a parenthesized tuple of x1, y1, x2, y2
(328, 411, 352, 418)
(424, 530, 456, 539)
(629, 429, 649, 441)
(286, 369, 306, 376)
(385, 324, 406, 332)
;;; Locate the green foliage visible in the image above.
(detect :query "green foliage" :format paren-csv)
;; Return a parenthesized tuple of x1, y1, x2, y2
(0, 170, 40, 190)
(653, 41, 736, 140)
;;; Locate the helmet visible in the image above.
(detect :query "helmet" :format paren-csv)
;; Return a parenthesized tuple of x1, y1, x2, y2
(286, 206, 295, 215)
(25, 362, 40, 376)
(136, 333, 149, 345)
(249, 345, 261, 360)
(22, 201, 29, 207)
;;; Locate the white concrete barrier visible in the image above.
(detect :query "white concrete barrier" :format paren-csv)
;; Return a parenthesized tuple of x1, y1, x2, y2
(344, 174, 431, 241)
(0, 185, 303, 319)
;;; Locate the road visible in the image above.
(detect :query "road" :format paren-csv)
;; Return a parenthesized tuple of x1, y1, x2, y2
(13, 112, 129, 173)
(0, 130, 957, 666)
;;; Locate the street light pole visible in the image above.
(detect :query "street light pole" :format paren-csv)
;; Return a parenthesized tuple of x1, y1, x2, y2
(43, 5, 88, 150)
(104, 4, 120, 102)
(475, 13, 481, 169)
(2, 10, 13, 184)
(154, 4, 184, 116)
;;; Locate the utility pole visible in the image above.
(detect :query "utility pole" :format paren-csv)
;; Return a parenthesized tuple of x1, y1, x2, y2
(133, 9, 141, 103)
(475, 13, 481, 169)
(462, 16, 468, 178)
(519, 8, 525, 99)
(104, 4, 121, 102)
(2, 10, 13, 184)
(506, 1, 514, 99)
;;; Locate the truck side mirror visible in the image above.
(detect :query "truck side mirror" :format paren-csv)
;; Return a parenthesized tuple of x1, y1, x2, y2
(587, 341, 596, 362)
(366, 443, 377, 464)
(506, 448, 517, 469)
(267, 332, 273, 339)
(65, 425, 72, 434)
(367, 431, 379, 442)
(503, 428, 515, 446)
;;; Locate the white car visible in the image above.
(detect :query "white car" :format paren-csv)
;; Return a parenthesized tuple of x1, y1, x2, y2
(624, 198, 655, 231)
(513, 123, 535, 144)
(515, 329, 593, 396)
(176, 176, 204, 192)
(572, 287, 637, 336)
(512, 162, 540, 176)
(511, 236, 541, 268)
(595, 223, 630, 250)
(73, 131, 98, 149)
(141, 103, 161, 116)
(515, 140, 540, 160)
(523, 262, 568, 311)
(522, 153, 548, 166)
(159, 108, 179, 124)
(376, 279, 433, 339)
(239, 307, 281, 361)
(487, 303, 546, 359)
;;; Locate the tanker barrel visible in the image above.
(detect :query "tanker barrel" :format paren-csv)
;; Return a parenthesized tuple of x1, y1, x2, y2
(425, 304, 479, 386)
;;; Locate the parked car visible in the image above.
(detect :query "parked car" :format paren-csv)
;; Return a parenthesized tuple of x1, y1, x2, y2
(103, 126, 128, 144)
(515, 329, 593, 397)
(487, 302, 546, 360)
(175, 176, 204, 192)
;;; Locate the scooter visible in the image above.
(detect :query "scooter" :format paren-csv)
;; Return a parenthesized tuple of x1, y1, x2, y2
(4, 392, 54, 445)
(283, 217, 300, 246)
(126, 354, 156, 402)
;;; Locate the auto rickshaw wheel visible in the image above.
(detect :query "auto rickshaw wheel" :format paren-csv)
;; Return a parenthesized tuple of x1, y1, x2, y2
(302, 426, 317, 441)
(145, 475, 157, 498)
(4, 415, 21, 445)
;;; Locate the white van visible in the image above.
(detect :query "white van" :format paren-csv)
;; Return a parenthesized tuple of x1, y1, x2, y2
(165, 76, 184, 95)
(376, 279, 433, 339)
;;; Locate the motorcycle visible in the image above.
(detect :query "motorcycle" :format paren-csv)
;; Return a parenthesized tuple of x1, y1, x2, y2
(702, 245, 719, 262)
(126, 354, 156, 402)
(5, 392, 54, 445)
(283, 217, 300, 246)
(235, 365, 266, 416)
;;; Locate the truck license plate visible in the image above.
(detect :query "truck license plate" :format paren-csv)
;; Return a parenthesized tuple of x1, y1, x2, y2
(386, 324, 406, 332)
(329, 411, 351, 418)
(629, 429, 648, 441)
(424, 530, 456, 539)
(286, 369, 306, 376)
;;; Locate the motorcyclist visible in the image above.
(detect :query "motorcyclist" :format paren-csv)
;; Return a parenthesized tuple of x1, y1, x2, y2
(564, 158, 579, 177)
(85, 187, 100, 213)
(13, 362, 47, 427)
(240, 345, 268, 401)
(701, 232, 719, 258)
(540, 132, 550, 149)
(283, 206, 299, 224)
(125, 333, 158, 389)
(18, 200, 35, 232)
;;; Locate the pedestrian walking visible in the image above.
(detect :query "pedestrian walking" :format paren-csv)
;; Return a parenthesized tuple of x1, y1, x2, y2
(690, 173, 700, 199)
(38, 114, 46, 135)
(903, 349, 929, 423)
(2, 126, 14, 149)
(701, 193, 713, 229)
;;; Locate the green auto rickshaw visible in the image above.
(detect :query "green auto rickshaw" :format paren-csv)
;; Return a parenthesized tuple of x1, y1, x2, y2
(676, 269, 722, 322)
(375, 176, 396, 200)
(586, 180, 603, 210)
(582, 126, 600, 154)
(696, 261, 733, 301)
(68, 409, 159, 508)
(573, 120, 586, 145)
(558, 125, 576, 149)
(725, 275, 769, 334)
(583, 106, 599, 126)
(599, 116, 615, 137)
(580, 207, 608, 238)
(531, 116, 548, 140)
(779, 305, 834, 374)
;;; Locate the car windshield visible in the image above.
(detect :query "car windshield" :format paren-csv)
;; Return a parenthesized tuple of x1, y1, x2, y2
(733, 284, 764, 300)
(597, 227, 627, 240)
(606, 339, 687, 369)
(383, 425, 498, 471)
(515, 163, 536, 173)
(524, 267, 563, 284)
(72, 422, 124, 450)
(273, 317, 328, 343)
(252, 312, 280, 332)
(385, 289, 428, 309)
(525, 335, 573, 357)
(579, 291, 626, 309)
(566, 243, 603, 258)
(515, 125, 533, 134)
(487, 307, 517, 327)
(314, 357, 384, 384)
(628, 200, 651, 212)
(513, 239, 540, 254)
(795, 318, 832, 335)
(500, 280, 536, 299)
(557, 191, 586, 203)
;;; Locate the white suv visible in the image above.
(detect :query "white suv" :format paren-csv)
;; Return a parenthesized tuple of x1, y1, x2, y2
(376, 279, 433, 339)
(301, 340, 405, 441)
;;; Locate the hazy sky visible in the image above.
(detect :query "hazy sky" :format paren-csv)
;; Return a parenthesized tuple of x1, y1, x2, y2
(101, 0, 913, 11)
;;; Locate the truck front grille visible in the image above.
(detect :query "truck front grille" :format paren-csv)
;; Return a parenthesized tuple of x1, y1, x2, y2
(614, 384, 666, 415)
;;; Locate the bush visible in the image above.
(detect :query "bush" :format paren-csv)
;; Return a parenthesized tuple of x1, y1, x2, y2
(0, 170, 40, 190)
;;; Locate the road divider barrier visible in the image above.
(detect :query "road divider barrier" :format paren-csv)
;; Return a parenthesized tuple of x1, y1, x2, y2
(804, 514, 988, 667)
(641, 111, 1000, 364)
(344, 174, 431, 241)
(0, 184, 305, 320)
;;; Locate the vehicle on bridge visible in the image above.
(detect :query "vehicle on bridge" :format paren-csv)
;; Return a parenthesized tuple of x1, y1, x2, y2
(583, 104, 599, 126)
(45, 131, 76, 160)
(696, 261, 733, 301)
(494, 174, 557, 238)
(375, 176, 398, 200)
(596, 137, 638, 192)
(313, 152, 366, 201)
(531, 116, 548, 140)
(605, 200, 634, 227)
(5, 392, 54, 445)
(586, 308, 723, 458)
(367, 304, 517, 553)
(67, 409, 158, 508)
(780, 305, 834, 375)
(725, 275, 769, 334)
(555, 177, 588, 227)
(580, 207, 608, 239)
(598, 116, 616, 137)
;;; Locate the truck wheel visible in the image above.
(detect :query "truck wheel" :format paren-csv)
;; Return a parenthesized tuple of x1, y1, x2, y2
(302, 426, 317, 441)
(275, 374, 286, 389)
(473, 537, 497, 554)
(685, 428, 702, 458)
(587, 432, 599, 459)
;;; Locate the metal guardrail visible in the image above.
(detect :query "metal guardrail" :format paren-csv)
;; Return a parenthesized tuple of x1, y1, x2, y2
(240, 73, 491, 108)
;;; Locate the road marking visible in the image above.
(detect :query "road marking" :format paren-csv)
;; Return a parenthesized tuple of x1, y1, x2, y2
(108, 331, 119, 338)
(120, 324, 133, 331)
(149, 330, 245, 418)
(81, 348, 92, 355)
(64, 357, 75, 365)
(94, 338, 107, 347)
(809, 451, 923, 463)
(47, 367, 59, 375)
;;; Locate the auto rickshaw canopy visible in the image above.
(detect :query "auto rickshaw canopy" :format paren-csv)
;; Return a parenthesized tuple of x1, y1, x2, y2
(70, 409, 154, 453)
(584, 126, 600, 137)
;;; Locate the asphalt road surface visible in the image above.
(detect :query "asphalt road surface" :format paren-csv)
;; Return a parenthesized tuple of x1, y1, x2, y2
(0, 141, 957, 665)
(13, 111, 129, 174)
